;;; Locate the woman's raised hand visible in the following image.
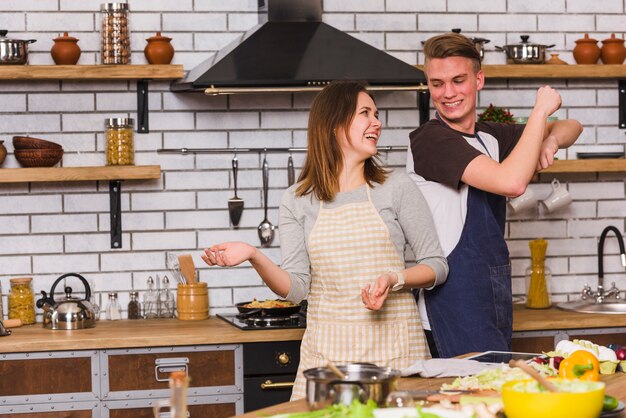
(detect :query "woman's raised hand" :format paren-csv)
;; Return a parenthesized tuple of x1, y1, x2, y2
(201, 242, 257, 267)
(361, 273, 393, 311)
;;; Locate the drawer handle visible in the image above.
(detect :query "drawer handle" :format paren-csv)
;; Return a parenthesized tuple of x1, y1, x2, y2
(155, 357, 189, 382)
(260, 379, 295, 389)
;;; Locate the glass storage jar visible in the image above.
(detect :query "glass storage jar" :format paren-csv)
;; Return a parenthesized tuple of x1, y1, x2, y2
(105, 117, 134, 165)
(8, 277, 35, 325)
(100, 3, 131, 64)
(525, 239, 552, 309)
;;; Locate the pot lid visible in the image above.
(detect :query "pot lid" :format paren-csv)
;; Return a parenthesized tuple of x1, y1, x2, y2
(602, 33, 624, 44)
(147, 31, 172, 42)
(575, 33, 598, 43)
(0, 29, 35, 44)
(450, 28, 490, 44)
(53, 32, 79, 42)
(504, 35, 554, 48)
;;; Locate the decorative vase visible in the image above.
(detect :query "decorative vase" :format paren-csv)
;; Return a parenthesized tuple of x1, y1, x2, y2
(546, 53, 568, 65)
(573, 33, 601, 64)
(0, 140, 6, 166)
(525, 239, 552, 309)
(50, 32, 81, 65)
(144, 32, 175, 65)
(601, 33, 626, 65)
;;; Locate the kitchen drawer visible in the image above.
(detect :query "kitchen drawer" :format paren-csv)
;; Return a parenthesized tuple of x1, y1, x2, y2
(100, 345, 243, 400)
(243, 341, 301, 375)
(0, 400, 98, 417)
(101, 394, 242, 418)
(0, 351, 99, 404)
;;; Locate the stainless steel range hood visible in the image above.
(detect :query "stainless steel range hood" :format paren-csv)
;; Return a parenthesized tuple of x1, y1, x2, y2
(171, 0, 427, 95)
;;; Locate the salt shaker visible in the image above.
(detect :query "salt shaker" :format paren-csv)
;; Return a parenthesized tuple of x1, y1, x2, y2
(128, 291, 141, 319)
(159, 276, 176, 318)
(143, 276, 159, 319)
(105, 292, 122, 320)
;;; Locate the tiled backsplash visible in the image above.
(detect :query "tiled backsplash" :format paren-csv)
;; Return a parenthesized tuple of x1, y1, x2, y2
(0, 0, 624, 319)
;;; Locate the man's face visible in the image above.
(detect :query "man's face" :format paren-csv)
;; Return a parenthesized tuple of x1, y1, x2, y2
(424, 56, 484, 130)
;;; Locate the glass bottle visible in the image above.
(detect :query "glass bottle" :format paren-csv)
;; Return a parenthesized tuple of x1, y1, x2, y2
(525, 239, 552, 309)
(105, 292, 122, 320)
(159, 276, 176, 318)
(8, 277, 35, 324)
(128, 291, 141, 319)
(0, 282, 4, 320)
(143, 276, 159, 319)
(105, 118, 134, 166)
(100, 2, 131, 64)
(153, 371, 189, 418)
(88, 279, 100, 321)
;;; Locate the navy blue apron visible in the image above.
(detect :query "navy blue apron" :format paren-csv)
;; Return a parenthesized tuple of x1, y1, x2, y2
(421, 115, 513, 358)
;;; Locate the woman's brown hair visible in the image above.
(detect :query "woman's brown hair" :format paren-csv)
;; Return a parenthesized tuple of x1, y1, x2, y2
(296, 80, 388, 201)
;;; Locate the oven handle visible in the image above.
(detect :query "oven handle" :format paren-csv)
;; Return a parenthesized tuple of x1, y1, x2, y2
(260, 379, 295, 389)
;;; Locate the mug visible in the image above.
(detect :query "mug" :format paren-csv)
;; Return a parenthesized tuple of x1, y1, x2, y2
(541, 179, 572, 213)
(507, 187, 537, 214)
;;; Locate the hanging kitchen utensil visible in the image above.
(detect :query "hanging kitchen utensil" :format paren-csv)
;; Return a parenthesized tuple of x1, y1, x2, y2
(258, 154, 275, 247)
(287, 154, 295, 187)
(228, 155, 244, 228)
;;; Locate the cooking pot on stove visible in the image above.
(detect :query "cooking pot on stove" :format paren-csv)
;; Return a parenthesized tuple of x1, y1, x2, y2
(36, 273, 96, 330)
(304, 363, 400, 409)
(496, 35, 555, 64)
(0, 30, 36, 65)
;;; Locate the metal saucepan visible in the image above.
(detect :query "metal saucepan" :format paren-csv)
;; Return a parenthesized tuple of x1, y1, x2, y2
(235, 300, 301, 316)
(304, 363, 401, 409)
(495, 35, 555, 64)
(451, 28, 490, 60)
(0, 30, 36, 65)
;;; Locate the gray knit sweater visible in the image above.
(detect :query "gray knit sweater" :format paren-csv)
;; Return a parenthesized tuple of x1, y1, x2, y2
(279, 171, 449, 303)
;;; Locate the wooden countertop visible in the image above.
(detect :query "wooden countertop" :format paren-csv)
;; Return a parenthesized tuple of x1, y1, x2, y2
(235, 373, 626, 417)
(0, 305, 623, 354)
(0, 317, 305, 353)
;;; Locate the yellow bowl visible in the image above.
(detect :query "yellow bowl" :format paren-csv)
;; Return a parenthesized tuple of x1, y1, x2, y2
(502, 379, 605, 418)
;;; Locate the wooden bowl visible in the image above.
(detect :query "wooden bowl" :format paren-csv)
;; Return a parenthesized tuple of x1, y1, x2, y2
(12, 136, 62, 150)
(14, 148, 64, 167)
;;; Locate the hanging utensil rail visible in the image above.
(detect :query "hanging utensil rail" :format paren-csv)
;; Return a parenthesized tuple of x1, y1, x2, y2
(157, 146, 408, 155)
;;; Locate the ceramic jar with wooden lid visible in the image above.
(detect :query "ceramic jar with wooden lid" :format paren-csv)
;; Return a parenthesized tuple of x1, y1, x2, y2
(51, 32, 81, 65)
(144, 31, 175, 64)
(601, 33, 626, 64)
(573, 33, 601, 64)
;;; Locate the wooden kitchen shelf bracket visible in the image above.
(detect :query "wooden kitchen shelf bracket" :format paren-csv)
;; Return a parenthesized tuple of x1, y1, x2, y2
(137, 79, 149, 133)
(619, 79, 626, 129)
(109, 180, 122, 249)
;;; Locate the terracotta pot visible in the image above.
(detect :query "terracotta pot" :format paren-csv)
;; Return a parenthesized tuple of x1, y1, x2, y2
(0, 140, 6, 166)
(573, 34, 600, 64)
(546, 53, 568, 65)
(144, 32, 175, 65)
(51, 32, 81, 65)
(601, 33, 626, 65)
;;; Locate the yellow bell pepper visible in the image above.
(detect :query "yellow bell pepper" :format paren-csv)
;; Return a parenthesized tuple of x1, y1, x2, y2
(559, 350, 600, 381)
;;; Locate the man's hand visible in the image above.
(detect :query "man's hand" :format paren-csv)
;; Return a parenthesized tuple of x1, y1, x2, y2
(361, 273, 393, 311)
(534, 85, 562, 118)
(537, 135, 559, 171)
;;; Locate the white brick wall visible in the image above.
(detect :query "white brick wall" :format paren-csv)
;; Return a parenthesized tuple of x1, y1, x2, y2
(0, 0, 625, 320)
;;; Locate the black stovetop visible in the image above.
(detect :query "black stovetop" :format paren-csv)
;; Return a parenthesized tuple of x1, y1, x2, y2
(217, 313, 306, 330)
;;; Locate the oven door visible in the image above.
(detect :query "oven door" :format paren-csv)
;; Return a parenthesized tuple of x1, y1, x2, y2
(244, 373, 296, 411)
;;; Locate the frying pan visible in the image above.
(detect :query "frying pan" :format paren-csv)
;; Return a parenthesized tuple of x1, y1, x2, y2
(235, 300, 301, 317)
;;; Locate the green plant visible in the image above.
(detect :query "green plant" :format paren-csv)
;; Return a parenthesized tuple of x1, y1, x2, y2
(478, 104, 516, 124)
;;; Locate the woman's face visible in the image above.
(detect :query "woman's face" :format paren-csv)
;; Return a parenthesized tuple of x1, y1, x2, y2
(337, 91, 381, 161)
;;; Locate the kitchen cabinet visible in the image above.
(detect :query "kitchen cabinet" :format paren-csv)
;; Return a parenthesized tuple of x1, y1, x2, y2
(0, 344, 243, 418)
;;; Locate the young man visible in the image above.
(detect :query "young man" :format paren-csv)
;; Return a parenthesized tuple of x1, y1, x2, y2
(407, 33, 582, 358)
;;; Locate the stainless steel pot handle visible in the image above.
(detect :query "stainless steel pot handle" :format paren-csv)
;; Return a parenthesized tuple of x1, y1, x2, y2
(260, 379, 295, 389)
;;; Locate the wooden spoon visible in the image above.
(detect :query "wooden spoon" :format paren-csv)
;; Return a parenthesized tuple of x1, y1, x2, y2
(327, 361, 347, 380)
(177, 254, 196, 284)
(509, 359, 559, 392)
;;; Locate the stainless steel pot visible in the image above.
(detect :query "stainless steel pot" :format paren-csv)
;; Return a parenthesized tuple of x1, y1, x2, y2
(303, 363, 400, 409)
(0, 30, 36, 65)
(36, 273, 96, 330)
(496, 35, 555, 64)
(451, 28, 490, 60)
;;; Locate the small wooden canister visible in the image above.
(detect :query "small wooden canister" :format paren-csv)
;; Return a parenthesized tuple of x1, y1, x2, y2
(177, 282, 208, 320)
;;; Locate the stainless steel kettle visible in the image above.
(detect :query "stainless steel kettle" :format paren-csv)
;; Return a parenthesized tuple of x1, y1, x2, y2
(36, 273, 96, 330)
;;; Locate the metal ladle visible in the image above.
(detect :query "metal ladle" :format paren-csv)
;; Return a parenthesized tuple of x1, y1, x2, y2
(258, 155, 275, 247)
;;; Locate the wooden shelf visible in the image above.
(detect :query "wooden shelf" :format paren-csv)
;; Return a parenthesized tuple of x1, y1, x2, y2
(0, 165, 161, 184)
(540, 159, 626, 173)
(416, 64, 626, 79)
(0, 64, 184, 80)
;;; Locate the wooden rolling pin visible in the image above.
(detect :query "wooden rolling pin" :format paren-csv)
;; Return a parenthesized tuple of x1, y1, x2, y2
(178, 254, 197, 284)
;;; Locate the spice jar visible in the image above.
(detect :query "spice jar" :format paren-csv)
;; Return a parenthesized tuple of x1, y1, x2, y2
(8, 277, 36, 325)
(525, 239, 552, 309)
(105, 117, 134, 165)
(128, 291, 141, 319)
(100, 3, 131, 64)
(105, 292, 122, 320)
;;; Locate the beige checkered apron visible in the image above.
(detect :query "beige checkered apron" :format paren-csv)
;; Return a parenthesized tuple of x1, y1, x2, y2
(290, 186, 429, 399)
